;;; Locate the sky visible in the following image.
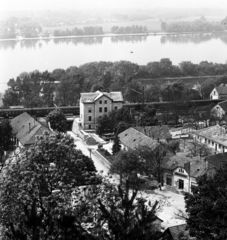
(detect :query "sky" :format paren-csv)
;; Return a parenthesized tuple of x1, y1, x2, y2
(1, 0, 227, 11)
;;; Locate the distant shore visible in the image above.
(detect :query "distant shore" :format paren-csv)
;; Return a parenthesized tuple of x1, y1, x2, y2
(0, 30, 226, 41)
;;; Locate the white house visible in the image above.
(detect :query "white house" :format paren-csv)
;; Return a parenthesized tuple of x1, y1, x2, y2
(80, 91, 124, 130)
(191, 124, 227, 153)
(211, 100, 227, 120)
(210, 83, 227, 100)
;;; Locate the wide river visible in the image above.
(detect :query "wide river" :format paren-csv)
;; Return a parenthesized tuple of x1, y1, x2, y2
(0, 32, 227, 92)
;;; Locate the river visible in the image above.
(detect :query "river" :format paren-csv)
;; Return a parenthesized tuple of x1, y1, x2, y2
(0, 32, 227, 92)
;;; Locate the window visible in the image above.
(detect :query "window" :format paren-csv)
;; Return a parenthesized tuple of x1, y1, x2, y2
(99, 100, 102, 104)
(88, 108, 92, 113)
(178, 179, 184, 189)
(89, 116, 92, 121)
(104, 107, 107, 112)
(89, 125, 91, 129)
(179, 168, 184, 173)
(104, 100, 107, 104)
(99, 107, 102, 113)
(115, 106, 118, 110)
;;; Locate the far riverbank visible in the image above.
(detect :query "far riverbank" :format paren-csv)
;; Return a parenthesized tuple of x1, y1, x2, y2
(0, 30, 226, 41)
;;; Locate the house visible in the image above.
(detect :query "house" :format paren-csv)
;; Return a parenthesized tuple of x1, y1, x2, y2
(80, 91, 124, 130)
(118, 127, 159, 151)
(205, 152, 227, 177)
(162, 155, 206, 193)
(191, 124, 227, 153)
(135, 125, 171, 142)
(159, 224, 191, 240)
(210, 83, 227, 100)
(211, 100, 227, 121)
(10, 112, 50, 148)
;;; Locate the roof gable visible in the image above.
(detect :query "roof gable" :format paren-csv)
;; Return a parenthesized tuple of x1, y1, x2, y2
(217, 100, 227, 112)
(10, 112, 50, 146)
(118, 127, 159, 150)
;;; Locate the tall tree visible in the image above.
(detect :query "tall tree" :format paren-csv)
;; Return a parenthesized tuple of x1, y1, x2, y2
(185, 166, 227, 240)
(46, 108, 67, 132)
(112, 135, 121, 155)
(0, 132, 99, 239)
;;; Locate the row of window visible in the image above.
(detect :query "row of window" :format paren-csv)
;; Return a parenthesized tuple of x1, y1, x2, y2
(88, 106, 118, 113)
(99, 100, 108, 104)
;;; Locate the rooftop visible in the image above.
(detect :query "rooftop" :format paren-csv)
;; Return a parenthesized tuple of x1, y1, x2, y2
(215, 83, 227, 95)
(135, 125, 171, 140)
(10, 112, 50, 146)
(80, 91, 123, 103)
(118, 127, 159, 150)
(216, 100, 227, 112)
(206, 152, 227, 170)
(165, 224, 187, 240)
(193, 125, 227, 147)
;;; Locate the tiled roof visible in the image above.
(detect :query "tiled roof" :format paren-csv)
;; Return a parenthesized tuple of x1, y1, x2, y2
(193, 125, 227, 147)
(168, 224, 187, 240)
(215, 83, 227, 95)
(118, 127, 159, 150)
(162, 155, 206, 178)
(135, 125, 171, 140)
(206, 152, 227, 170)
(80, 91, 123, 103)
(217, 100, 227, 112)
(10, 112, 50, 146)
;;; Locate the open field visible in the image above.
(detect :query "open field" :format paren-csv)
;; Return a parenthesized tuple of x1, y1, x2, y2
(42, 19, 162, 34)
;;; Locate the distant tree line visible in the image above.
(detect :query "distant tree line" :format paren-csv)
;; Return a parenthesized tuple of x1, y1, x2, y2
(53, 26, 103, 36)
(161, 16, 226, 32)
(2, 59, 227, 108)
(111, 25, 148, 34)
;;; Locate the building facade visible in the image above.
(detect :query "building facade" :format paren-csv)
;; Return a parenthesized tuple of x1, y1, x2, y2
(80, 91, 124, 130)
(210, 83, 227, 100)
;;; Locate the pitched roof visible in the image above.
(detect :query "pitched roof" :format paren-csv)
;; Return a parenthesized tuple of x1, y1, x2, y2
(167, 224, 187, 240)
(80, 91, 123, 103)
(162, 155, 206, 178)
(135, 125, 171, 140)
(193, 125, 227, 147)
(215, 83, 227, 95)
(206, 152, 227, 170)
(10, 112, 50, 146)
(118, 127, 159, 150)
(217, 100, 227, 112)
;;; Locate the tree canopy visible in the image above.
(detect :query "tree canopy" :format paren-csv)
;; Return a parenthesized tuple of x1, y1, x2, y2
(185, 166, 227, 240)
(46, 108, 67, 133)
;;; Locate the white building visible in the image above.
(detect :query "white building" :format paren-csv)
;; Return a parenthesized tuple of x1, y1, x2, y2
(210, 83, 227, 100)
(80, 91, 124, 130)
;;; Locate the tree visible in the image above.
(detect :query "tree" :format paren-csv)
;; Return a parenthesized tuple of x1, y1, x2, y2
(112, 135, 121, 155)
(115, 121, 129, 135)
(0, 132, 100, 239)
(185, 166, 227, 240)
(98, 181, 161, 240)
(46, 108, 67, 132)
(96, 114, 113, 136)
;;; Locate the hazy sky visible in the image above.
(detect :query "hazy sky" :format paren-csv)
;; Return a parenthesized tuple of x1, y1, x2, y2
(1, 0, 227, 11)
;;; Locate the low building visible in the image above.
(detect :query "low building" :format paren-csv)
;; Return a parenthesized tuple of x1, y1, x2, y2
(118, 127, 159, 150)
(211, 100, 227, 121)
(159, 224, 190, 240)
(162, 155, 206, 193)
(191, 124, 227, 153)
(80, 91, 124, 130)
(10, 112, 50, 148)
(210, 83, 227, 100)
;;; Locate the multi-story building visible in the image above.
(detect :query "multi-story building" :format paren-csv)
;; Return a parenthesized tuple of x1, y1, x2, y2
(80, 91, 124, 130)
(210, 83, 227, 100)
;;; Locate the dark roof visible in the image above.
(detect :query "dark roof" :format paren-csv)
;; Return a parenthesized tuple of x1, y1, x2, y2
(135, 126, 171, 140)
(166, 224, 187, 240)
(162, 155, 206, 178)
(217, 100, 227, 112)
(206, 152, 227, 170)
(215, 83, 227, 95)
(118, 127, 159, 150)
(10, 112, 50, 146)
(80, 91, 123, 103)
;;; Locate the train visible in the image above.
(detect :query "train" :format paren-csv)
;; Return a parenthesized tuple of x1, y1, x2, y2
(0, 99, 222, 119)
